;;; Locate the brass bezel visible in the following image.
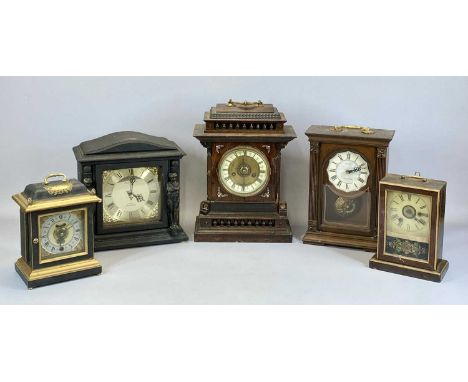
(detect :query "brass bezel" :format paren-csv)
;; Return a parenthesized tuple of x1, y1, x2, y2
(38, 207, 89, 264)
(217, 145, 271, 197)
(101, 165, 162, 227)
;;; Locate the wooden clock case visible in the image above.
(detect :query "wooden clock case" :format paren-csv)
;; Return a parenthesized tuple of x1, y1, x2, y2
(303, 125, 395, 251)
(73, 131, 188, 251)
(193, 101, 296, 242)
(369, 174, 448, 282)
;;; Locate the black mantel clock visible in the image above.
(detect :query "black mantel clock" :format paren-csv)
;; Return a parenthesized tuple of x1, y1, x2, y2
(12, 173, 102, 288)
(193, 100, 296, 242)
(73, 131, 188, 251)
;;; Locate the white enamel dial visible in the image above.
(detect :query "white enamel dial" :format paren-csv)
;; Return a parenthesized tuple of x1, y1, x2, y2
(386, 190, 432, 239)
(218, 146, 270, 197)
(40, 211, 84, 255)
(327, 150, 369, 192)
(102, 167, 161, 225)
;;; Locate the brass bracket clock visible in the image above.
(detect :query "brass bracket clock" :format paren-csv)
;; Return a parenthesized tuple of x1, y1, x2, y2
(193, 100, 296, 242)
(73, 131, 188, 251)
(303, 125, 395, 250)
(369, 173, 448, 282)
(12, 173, 102, 288)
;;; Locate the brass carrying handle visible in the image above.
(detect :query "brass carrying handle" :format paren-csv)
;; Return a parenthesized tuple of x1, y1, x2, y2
(227, 99, 263, 107)
(331, 125, 374, 135)
(400, 172, 427, 182)
(43, 173, 68, 185)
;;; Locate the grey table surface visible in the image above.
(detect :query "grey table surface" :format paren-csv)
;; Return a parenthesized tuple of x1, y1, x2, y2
(1, 219, 466, 304)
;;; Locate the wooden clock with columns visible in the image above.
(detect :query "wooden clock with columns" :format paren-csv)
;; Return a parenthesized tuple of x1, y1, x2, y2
(303, 124, 395, 250)
(193, 100, 296, 242)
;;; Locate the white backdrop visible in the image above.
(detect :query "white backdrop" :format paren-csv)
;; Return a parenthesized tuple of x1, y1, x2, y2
(1, 77, 467, 303)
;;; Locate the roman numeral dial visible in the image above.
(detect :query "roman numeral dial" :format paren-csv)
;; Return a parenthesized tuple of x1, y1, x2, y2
(386, 190, 432, 240)
(102, 166, 161, 226)
(39, 209, 85, 259)
(218, 146, 270, 197)
(326, 150, 370, 193)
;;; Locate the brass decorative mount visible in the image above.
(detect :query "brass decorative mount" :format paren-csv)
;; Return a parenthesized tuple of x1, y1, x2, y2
(226, 99, 263, 108)
(401, 172, 428, 182)
(43, 173, 73, 196)
(331, 125, 374, 135)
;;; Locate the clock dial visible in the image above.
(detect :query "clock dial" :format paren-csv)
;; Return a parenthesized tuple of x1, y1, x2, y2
(327, 151, 369, 193)
(385, 190, 432, 260)
(386, 191, 432, 238)
(39, 209, 86, 262)
(102, 166, 161, 226)
(218, 146, 270, 197)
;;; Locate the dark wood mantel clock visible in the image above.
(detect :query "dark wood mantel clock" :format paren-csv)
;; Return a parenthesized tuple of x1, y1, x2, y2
(303, 125, 395, 251)
(369, 173, 448, 282)
(193, 100, 296, 242)
(73, 131, 188, 251)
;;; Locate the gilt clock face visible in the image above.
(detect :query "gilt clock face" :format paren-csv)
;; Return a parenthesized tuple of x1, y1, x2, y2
(385, 190, 432, 261)
(327, 150, 369, 193)
(102, 166, 161, 227)
(218, 146, 270, 197)
(39, 208, 86, 263)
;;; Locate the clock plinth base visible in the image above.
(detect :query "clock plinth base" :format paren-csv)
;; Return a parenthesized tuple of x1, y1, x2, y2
(369, 255, 449, 282)
(15, 257, 102, 289)
(94, 227, 188, 251)
(194, 215, 292, 243)
(302, 230, 376, 251)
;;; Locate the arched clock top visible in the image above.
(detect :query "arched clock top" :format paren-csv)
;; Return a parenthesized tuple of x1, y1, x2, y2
(74, 131, 185, 161)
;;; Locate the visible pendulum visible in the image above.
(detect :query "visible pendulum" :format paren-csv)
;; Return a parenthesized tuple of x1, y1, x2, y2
(335, 196, 359, 217)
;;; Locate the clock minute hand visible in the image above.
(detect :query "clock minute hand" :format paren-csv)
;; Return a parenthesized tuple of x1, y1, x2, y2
(346, 165, 362, 174)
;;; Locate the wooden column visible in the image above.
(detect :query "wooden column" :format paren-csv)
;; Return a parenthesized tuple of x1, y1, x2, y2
(374, 146, 388, 236)
(376, 146, 388, 183)
(308, 140, 320, 231)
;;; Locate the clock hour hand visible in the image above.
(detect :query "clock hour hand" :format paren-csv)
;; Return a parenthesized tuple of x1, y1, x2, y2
(413, 216, 426, 225)
(127, 176, 136, 200)
(134, 193, 144, 202)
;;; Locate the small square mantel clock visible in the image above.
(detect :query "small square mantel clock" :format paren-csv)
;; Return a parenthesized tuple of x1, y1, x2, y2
(73, 131, 188, 251)
(12, 173, 102, 288)
(303, 125, 395, 251)
(369, 173, 448, 282)
(193, 100, 296, 242)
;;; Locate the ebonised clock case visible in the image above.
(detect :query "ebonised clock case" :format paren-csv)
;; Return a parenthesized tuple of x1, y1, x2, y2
(12, 174, 102, 288)
(73, 131, 188, 251)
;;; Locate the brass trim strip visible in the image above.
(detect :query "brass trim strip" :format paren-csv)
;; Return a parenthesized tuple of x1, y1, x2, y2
(12, 193, 101, 212)
(15, 257, 101, 281)
(370, 258, 444, 275)
(380, 181, 442, 192)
